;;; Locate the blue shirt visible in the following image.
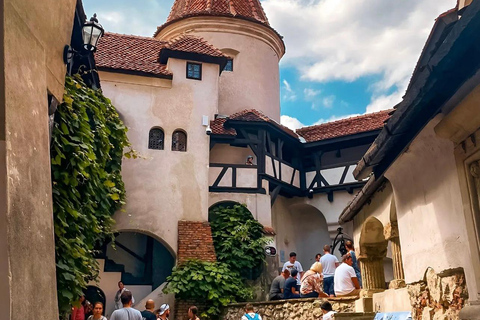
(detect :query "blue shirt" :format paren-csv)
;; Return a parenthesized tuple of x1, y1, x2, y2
(283, 277, 297, 299)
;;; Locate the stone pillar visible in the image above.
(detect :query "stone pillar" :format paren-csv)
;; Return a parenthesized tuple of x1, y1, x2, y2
(359, 217, 388, 297)
(385, 222, 406, 288)
(359, 255, 386, 296)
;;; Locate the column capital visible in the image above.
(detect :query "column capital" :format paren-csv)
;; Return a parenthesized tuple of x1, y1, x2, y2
(384, 221, 399, 240)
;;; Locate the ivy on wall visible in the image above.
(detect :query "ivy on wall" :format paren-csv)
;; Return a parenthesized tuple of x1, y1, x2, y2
(51, 75, 135, 316)
(165, 204, 270, 319)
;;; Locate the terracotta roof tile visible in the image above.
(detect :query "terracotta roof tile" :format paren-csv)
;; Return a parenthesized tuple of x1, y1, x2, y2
(96, 33, 226, 77)
(210, 117, 236, 136)
(210, 109, 298, 138)
(229, 109, 298, 138)
(164, 0, 269, 27)
(96, 33, 171, 77)
(296, 110, 393, 142)
(165, 35, 228, 58)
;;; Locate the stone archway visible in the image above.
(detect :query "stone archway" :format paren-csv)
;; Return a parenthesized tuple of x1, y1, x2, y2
(84, 286, 106, 315)
(359, 216, 388, 296)
(273, 203, 331, 267)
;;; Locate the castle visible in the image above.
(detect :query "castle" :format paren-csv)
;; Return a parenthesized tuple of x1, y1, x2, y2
(90, 0, 390, 315)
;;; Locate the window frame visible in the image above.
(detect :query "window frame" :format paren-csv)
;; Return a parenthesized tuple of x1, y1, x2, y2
(171, 129, 187, 152)
(223, 59, 233, 72)
(148, 127, 165, 150)
(186, 62, 202, 80)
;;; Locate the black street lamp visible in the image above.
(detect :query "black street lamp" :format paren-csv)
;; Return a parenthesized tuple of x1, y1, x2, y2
(64, 14, 104, 67)
(81, 13, 104, 52)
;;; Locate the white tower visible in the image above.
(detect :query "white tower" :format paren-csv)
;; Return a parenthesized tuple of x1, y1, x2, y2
(155, 0, 285, 121)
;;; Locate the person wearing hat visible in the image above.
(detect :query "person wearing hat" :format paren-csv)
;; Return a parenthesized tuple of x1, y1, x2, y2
(158, 303, 170, 320)
(140, 299, 156, 320)
(300, 262, 328, 298)
(320, 301, 336, 320)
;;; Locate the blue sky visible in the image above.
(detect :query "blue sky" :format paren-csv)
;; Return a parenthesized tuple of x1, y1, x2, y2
(84, 0, 456, 129)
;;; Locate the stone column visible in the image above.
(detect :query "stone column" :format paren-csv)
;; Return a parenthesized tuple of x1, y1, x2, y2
(360, 257, 385, 290)
(358, 217, 388, 297)
(385, 222, 406, 288)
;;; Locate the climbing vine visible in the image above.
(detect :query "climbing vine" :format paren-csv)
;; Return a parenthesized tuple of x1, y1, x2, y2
(165, 204, 270, 319)
(209, 203, 270, 279)
(165, 260, 253, 319)
(51, 75, 135, 316)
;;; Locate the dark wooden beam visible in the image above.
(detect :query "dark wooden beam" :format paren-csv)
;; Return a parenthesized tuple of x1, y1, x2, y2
(339, 165, 350, 185)
(209, 187, 266, 194)
(212, 167, 228, 187)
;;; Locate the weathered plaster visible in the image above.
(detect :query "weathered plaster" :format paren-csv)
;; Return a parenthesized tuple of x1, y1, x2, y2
(99, 58, 220, 254)
(1, 0, 73, 316)
(384, 116, 476, 297)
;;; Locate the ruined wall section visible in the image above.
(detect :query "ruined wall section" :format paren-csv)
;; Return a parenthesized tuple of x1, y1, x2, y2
(407, 267, 467, 320)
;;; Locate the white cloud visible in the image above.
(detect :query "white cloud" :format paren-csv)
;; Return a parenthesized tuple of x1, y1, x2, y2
(281, 115, 305, 130)
(366, 91, 404, 113)
(281, 113, 363, 130)
(282, 79, 297, 101)
(322, 95, 336, 108)
(304, 88, 321, 99)
(263, 0, 456, 110)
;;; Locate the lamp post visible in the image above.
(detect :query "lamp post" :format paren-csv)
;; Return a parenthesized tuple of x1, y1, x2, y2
(64, 14, 104, 74)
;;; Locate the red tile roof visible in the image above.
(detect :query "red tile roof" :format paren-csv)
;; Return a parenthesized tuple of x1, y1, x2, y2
(95, 33, 227, 77)
(96, 33, 171, 77)
(210, 109, 298, 138)
(163, 0, 270, 29)
(164, 35, 228, 58)
(296, 110, 393, 142)
(210, 117, 236, 136)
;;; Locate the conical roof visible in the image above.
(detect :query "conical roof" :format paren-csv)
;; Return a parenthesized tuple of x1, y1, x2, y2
(165, 0, 270, 26)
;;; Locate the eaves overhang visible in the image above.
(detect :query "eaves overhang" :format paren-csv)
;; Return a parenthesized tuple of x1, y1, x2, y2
(354, 1, 480, 181)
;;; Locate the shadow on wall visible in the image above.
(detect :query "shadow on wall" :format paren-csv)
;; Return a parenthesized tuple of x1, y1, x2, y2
(275, 203, 331, 267)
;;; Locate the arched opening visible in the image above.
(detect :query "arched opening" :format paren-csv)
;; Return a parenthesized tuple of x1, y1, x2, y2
(95, 231, 175, 316)
(148, 127, 164, 150)
(172, 129, 187, 152)
(274, 203, 330, 268)
(84, 286, 106, 315)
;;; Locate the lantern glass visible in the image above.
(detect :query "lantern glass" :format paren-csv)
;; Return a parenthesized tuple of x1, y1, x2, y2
(82, 21, 104, 51)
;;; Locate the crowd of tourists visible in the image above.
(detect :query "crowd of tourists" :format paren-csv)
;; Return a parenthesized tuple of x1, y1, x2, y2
(71, 281, 199, 320)
(269, 241, 362, 301)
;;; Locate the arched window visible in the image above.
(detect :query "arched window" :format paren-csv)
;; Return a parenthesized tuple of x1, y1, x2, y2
(148, 128, 164, 150)
(172, 130, 187, 152)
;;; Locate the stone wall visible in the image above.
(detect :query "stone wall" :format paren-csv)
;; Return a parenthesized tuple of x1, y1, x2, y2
(407, 267, 467, 320)
(222, 297, 357, 320)
(177, 221, 217, 264)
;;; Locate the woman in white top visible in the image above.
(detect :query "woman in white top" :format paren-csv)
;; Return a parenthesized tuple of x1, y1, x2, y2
(87, 302, 107, 320)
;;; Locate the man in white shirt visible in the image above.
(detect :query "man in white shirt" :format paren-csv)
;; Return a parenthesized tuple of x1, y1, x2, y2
(110, 291, 142, 320)
(319, 245, 339, 296)
(334, 253, 361, 297)
(282, 252, 304, 288)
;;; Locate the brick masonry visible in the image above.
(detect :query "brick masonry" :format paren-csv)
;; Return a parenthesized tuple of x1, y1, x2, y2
(177, 220, 217, 264)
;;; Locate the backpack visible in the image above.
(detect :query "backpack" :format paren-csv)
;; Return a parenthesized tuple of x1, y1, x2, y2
(244, 313, 259, 320)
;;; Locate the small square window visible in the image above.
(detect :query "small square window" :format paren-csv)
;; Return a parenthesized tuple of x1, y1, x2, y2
(223, 59, 233, 72)
(187, 62, 202, 80)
